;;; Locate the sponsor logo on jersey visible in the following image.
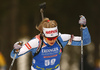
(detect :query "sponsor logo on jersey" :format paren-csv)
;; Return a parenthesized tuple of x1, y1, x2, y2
(42, 47, 58, 53)
(44, 54, 57, 58)
(36, 64, 59, 70)
(46, 29, 57, 34)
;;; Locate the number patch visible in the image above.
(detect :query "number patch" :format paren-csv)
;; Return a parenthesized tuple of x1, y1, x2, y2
(45, 58, 56, 66)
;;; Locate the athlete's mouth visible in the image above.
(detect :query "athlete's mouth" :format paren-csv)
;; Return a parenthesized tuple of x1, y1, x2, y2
(50, 43, 54, 44)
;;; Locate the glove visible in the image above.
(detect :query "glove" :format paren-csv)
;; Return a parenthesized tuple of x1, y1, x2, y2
(13, 41, 23, 50)
(79, 15, 86, 25)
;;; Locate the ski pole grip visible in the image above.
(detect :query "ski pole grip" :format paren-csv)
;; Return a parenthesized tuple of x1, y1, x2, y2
(15, 41, 23, 53)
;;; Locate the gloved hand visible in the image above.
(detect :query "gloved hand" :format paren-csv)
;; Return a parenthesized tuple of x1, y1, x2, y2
(79, 15, 86, 25)
(13, 41, 23, 53)
(13, 41, 23, 50)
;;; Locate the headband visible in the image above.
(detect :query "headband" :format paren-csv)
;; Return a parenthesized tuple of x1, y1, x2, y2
(43, 26, 58, 37)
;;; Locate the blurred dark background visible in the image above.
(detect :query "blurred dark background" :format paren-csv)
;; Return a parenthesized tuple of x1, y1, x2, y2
(0, 0, 100, 70)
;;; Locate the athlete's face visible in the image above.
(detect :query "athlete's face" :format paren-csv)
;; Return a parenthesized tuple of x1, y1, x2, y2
(44, 36, 58, 46)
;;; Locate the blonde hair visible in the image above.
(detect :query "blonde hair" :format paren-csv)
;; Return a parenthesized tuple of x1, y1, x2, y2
(36, 18, 57, 33)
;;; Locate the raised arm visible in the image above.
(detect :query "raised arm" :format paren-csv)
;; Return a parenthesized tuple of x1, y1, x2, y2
(58, 15, 91, 47)
(69, 15, 91, 46)
(71, 27, 91, 46)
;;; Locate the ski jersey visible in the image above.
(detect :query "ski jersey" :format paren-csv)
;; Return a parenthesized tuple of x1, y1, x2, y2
(10, 27, 91, 70)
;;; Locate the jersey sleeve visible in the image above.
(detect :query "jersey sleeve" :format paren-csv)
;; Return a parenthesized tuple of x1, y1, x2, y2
(58, 33, 70, 48)
(59, 27, 91, 47)
(60, 33, 81, 42)
(10, 38, 39, 59)
(71, 27, 91, 46)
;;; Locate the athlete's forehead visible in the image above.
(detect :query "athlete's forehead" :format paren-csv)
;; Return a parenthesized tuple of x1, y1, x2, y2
(43, 26, 58, 37)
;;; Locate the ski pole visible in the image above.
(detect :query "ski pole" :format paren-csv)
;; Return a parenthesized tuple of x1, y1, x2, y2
(80, 15, 84, 70)
(9, 41, 23, 70)
(81, 26, 83, 70)
(9, 53, 17, 70)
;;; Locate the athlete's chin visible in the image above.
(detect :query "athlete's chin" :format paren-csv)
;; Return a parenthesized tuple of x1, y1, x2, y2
(49, 43, 54, 46)
(50, 44, 54, 46)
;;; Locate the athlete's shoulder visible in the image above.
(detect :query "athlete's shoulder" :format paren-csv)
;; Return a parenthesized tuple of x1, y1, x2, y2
(28, 35, 41, 48)
(58, 32, 71, 41)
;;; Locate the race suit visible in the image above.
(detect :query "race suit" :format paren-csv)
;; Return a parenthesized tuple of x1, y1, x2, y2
(10, 27, 91, 70)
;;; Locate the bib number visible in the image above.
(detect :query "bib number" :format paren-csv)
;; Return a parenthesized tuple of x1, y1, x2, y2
(45, 58, 56, 66)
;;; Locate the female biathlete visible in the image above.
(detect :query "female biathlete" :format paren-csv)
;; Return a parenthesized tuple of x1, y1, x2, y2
(10, 15, 91, 70)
